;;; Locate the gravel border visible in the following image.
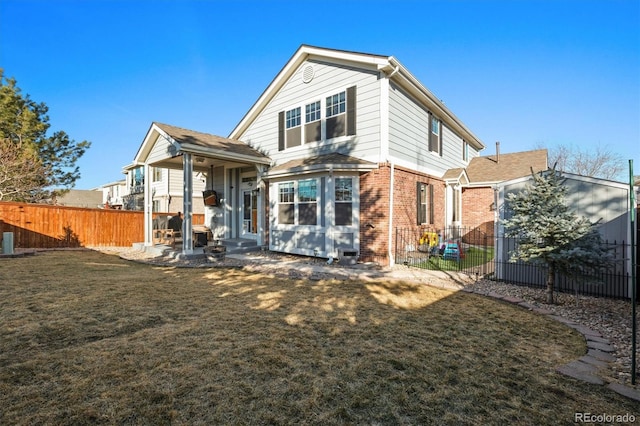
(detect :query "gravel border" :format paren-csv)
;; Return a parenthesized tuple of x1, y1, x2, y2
(465, 279, 639, 390)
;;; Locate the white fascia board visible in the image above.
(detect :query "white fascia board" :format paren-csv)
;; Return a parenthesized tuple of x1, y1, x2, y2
(180, 143, 271, 165)
(229, 45, 391, 140)
(264, 163, 377, 179)
(133, 123, 180, 164)
(386, 57, 485, 151)
(465, 181, 500, 188)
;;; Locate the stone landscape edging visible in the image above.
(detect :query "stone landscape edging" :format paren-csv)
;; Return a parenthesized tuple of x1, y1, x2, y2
(461, 287, 640, 402)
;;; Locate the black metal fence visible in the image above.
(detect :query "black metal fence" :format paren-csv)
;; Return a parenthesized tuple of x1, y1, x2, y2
(495, 237, 635, 300)
(395, 226, 495, 278)
(395, 226, 638, 300)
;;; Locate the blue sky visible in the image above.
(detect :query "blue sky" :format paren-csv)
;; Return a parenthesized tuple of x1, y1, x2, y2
(1, 0, 638, 188)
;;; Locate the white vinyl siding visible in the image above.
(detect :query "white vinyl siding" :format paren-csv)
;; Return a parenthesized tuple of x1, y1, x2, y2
(269, 173, 360, 258)
(388, 82, 480, 176)
(238, 60, 381, 165)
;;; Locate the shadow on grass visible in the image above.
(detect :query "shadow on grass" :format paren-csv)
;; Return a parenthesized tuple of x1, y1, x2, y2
(0, 250, 635, 425)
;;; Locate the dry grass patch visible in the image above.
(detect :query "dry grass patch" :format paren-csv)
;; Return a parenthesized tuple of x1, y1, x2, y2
(0, 251, 637, 425)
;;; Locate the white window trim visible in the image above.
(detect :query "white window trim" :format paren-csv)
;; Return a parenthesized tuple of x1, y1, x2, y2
(275, 178, 321, 227)
(281, 86, 352, 149)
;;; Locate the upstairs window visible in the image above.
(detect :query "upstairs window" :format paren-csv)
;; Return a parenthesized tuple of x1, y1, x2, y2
(305, 101, 321, 143)
(284, 107, 301, 148)
(278, 86, 356, 151)
(305, 101, 321, 122)
(326, 90, 346, 139)
(462, 141, 469, 161)
(428, 113, 442, 155)
(326, 91, 346, 117)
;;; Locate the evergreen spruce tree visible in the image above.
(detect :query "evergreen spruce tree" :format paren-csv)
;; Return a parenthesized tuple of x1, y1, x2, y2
(502, 167, 612, 304)
(0, 70, 90, 202)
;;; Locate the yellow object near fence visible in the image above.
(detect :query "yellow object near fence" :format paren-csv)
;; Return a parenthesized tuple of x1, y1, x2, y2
(418, 231, 439, 248)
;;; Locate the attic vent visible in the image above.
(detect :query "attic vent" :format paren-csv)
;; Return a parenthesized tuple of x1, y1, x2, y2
(302, 65, 314, 83)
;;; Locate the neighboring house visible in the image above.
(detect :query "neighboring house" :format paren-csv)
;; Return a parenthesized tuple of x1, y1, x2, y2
(495, 171, 638, 296)
(130, 45, 494, 264)
(53, 189, 103, 208)
(121, 163, 206, 213)
(99, 179, 127, 209)
(453, 146, 548, 237)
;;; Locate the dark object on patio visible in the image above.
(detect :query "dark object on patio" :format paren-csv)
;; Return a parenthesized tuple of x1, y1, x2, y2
(204, 245, 226, 262)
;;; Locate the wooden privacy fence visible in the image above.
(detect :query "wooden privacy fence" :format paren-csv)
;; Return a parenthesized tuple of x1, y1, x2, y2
(0, 202, 204, 248)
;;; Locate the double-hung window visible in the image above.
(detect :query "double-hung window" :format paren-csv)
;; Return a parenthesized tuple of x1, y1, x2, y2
(304, 101, 321, 143)
(298, 179, 317, 225)
(326, 91, 346, 139)
(277, 180, 318, 225)
(278, 182, 295, 224)
(335, 178, 353, 226)
(417, 182, 433, 225)
(429, 115, 440, 153)
(284, 107, 302, 148)
(278, 85, 356, 151)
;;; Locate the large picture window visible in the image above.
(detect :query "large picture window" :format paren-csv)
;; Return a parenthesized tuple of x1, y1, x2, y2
(335, 178, 353, 226)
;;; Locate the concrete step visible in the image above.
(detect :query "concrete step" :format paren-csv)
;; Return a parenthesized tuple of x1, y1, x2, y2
(219, 238, 263, 254)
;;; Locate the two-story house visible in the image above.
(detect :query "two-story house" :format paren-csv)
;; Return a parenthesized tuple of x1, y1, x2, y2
(121, 162, 206, 213)
(132, 45, 486, 265)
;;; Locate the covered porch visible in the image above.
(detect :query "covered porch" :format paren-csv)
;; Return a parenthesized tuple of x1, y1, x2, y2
(131, 122, 271, 256)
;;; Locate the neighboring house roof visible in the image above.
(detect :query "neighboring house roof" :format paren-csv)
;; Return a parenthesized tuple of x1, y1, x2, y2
(229, 44, 484, 151)
(133, 122, 271, 170)
(266, 153, 377, 178)
(464, 149, 548, 185)
(54, 190, 103, 208)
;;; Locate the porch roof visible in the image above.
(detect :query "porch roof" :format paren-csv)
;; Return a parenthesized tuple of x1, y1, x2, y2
(265, 153, 378, 178)
(133, 122, 271, 171)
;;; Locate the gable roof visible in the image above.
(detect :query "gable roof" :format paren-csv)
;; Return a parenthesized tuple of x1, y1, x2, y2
(133, 122, 270, 170)
(465, 149, 548, 185)
(229, 45, 484, 151)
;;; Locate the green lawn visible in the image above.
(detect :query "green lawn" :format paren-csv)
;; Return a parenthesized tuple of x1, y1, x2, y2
(411, 245, 495, 271)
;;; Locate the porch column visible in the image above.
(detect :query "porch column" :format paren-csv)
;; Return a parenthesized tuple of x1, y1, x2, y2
(143, 163, 152, 246)
(182, 153, 194, 254)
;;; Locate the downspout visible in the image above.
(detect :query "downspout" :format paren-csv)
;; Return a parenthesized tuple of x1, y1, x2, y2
(388, 163, 395, 266)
